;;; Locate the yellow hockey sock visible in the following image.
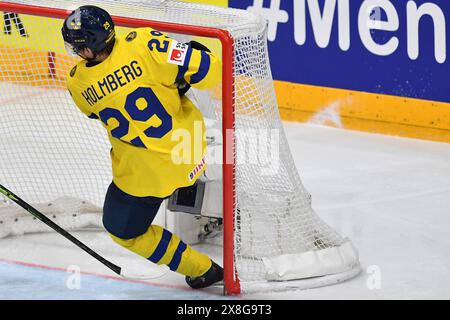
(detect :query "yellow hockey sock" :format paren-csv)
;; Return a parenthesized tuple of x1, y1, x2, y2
(109, 224, 212, 277)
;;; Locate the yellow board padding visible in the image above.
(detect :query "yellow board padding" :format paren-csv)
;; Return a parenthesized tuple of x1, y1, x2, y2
(275, 81, 450, 143)
(2, 6, 449, 143)
(2, 43, 450, 143)
(0, 10, 223, 88)
(0, 14, 66, 54)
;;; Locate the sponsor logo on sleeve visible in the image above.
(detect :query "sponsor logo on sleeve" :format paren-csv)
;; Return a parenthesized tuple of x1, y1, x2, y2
(168, 40, 188, 66)
(188, 155, 207, 181)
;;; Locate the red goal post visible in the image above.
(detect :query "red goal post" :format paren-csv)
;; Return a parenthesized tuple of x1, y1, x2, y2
(0, 1, 240, 294)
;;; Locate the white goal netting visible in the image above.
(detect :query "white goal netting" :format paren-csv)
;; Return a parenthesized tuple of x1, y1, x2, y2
(0, 0, 360, 293)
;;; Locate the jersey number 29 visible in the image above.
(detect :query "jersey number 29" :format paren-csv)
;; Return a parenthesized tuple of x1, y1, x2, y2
(99, 87, 173, 148)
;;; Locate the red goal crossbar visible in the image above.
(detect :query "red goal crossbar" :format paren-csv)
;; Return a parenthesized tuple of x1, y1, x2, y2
(0, 1, 239, 295)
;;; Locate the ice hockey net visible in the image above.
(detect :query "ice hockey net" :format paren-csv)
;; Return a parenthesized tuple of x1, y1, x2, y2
(0, 0, 360, 294)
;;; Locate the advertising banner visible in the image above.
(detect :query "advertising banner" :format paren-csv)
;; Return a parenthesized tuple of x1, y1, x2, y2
(229, 0, 449, 103)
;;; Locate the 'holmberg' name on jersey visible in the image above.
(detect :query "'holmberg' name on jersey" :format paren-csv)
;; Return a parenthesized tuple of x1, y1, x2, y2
(81, 60, 143, 106)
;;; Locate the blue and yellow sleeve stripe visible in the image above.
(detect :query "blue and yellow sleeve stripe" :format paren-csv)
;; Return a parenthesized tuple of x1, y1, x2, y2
(190, 51, 211, 84)
(179, 46, 221, 90)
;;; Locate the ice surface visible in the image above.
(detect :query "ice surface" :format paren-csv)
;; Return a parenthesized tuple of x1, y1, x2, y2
(0, 122, 449, 299)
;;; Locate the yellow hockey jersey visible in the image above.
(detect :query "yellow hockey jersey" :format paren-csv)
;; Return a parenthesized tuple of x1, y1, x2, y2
(66, 28, 221, 197)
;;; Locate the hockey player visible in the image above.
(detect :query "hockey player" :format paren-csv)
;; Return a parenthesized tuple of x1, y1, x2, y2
(61, 5, 223, 289)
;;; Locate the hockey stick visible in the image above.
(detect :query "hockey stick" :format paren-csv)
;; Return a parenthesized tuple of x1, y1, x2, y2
(0, 183, 122, 276)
